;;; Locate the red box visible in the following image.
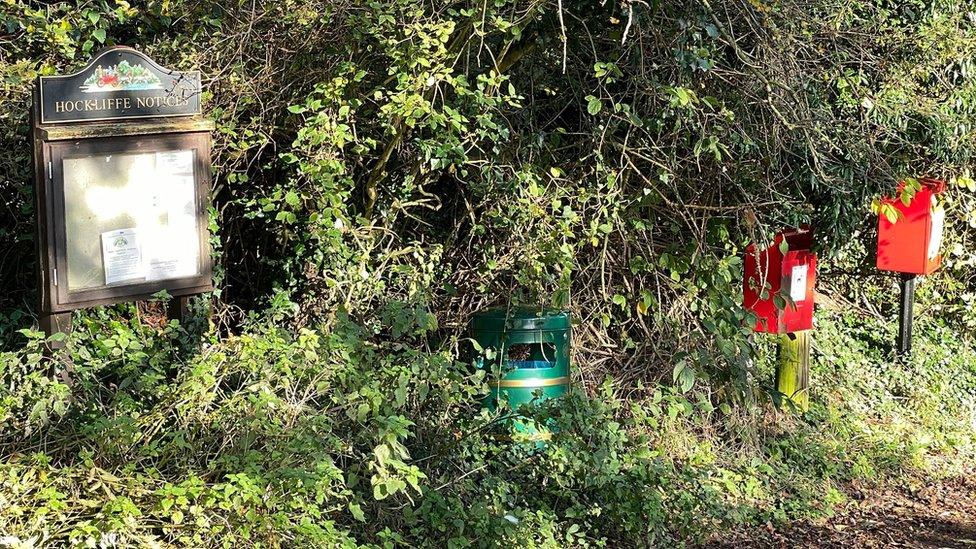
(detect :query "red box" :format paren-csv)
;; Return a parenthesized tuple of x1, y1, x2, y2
(876, 179, 946, 275)
(743, 227, 817, 334)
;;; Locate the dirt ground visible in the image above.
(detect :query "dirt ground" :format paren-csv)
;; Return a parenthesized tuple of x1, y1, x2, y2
(708, 470, 976, 548)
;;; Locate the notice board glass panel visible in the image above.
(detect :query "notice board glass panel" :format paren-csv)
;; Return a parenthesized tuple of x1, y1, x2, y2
(62, 149, 201, 291)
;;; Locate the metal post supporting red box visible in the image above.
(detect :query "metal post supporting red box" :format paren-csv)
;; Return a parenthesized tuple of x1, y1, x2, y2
(876, 178, 946, 275)
(743, 227, 817, 334)
(876, 178, 946, 355)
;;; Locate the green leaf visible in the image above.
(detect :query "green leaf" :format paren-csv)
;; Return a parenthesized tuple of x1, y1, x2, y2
(18, 328, 45, 340)
(586, 96, 603, 115)
(373, 444, 390, 468)
(274, 211, 297, 223)
(672, 361, 695, 393)
(883, 204, 900, 224)
(284, 191, 301, 207)
(92, 29, 106, 44)
(348, 502, 366, 522)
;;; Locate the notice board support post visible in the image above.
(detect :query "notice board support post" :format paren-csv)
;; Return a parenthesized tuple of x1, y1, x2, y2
(166, 296, 191, 324)
(40, 312, 72, 349)
(897, 273, 917, 356)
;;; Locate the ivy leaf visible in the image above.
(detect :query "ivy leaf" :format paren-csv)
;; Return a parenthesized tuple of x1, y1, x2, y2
(93, 29, 106, 44)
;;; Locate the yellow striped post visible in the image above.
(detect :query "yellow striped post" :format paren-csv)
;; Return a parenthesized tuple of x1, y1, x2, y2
(777, 330, 810, 412)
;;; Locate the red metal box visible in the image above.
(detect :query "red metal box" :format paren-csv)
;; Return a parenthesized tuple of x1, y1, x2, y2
(876, 179, 945, 275)
(743, 227, 817, 334)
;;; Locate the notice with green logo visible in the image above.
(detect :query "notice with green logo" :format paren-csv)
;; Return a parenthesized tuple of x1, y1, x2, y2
(101, 228, 144, 285)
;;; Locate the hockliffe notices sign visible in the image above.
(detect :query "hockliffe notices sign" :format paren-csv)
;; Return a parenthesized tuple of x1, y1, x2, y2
(37, 46, 201, 124)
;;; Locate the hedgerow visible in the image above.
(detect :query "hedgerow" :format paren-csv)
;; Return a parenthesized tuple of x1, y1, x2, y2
(1, 0, 975, 546)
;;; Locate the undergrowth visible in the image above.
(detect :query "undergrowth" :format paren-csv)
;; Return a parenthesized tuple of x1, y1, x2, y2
(2, 0, 976, 546)
(0, 302, 972, 547)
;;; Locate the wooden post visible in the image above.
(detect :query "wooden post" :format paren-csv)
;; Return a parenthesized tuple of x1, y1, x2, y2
(166, 296, 191, 324)
(777, 330, 810, 412)
(897, 273, 917, 356)
(40, 312, 75, 388)
(39, 312, 72, 350)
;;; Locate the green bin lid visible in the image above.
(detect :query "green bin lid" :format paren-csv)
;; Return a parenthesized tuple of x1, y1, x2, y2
(471, 307, 571, 333)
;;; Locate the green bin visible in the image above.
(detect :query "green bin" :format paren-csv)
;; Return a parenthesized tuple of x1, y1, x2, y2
(471, 308, 572, 438)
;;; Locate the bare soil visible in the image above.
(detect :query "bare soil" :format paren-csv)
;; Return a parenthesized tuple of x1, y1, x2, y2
(708, 470, 976, 548)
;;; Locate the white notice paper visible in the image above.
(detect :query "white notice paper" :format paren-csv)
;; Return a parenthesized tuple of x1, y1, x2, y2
(155, 150, 194, 176)
(147, 256, 197, 280)
(144, 171, 199, 282)
(929, 204, 945, 260)
(101, 228, 145, 285)
(789, 265, 808, 302)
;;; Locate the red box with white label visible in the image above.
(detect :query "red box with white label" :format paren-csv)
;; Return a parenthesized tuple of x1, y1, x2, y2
(743, 227, 817, 334)
(876, 179, 946, 275)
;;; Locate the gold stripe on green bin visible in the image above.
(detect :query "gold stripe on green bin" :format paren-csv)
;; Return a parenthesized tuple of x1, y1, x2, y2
(494, 376, 570, 389)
